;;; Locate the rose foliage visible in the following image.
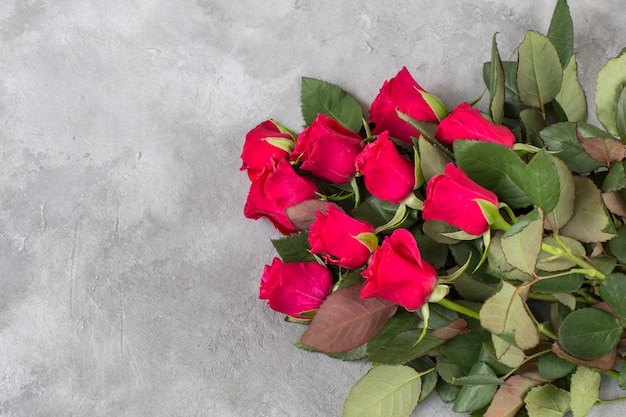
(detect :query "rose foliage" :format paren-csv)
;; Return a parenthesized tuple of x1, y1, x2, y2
(241, 1, 626, 416)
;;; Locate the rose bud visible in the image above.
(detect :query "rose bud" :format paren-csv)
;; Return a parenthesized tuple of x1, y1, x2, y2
(309, 205, 377, 269)
(244, 158, 319, 235)
(260, 257, 333, 319)
(240, 119, 295, 181)
(422, 163, 499, 236)
(368, 66, 441, 144)
(291, 114, 364, 184)
(435, 102, 516, 148)
(355, 131, 416, 204)
(360, 228, 437, 311)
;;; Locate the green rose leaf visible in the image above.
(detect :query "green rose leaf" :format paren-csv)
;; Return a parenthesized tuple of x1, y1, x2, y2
(602, 161, 626, 192)
(343, 365, 421, 417)
(418, 136, 453, 182)
(557, 307, 622, 360)
(547, 0, 574, 68)
(544, 156, 575, 230)
(570, 366, 601, 417)
(595, 52, 626, 137)
(271, 232, 315, 263)
(607, 227, 626, 263)
(480, 281, 540, 350)
(407, 357, 438, 402)
(538, 122, 609, 173)
(520, 108, 546, 144)
(517, 31, 563, 108)
(300, 285, 398, 354)
(489, 33, 506, 125)
(554, 55, 587, 122)
(617, 87, 626, 142)
(301, 77, 363, 132)
(524, 384, 570, 417)
(538, 352, 576, 380)
(560, 176, 617, 243)
(522, 149, 560, 213)
(454, 141, 531, 208)
(492, 334, 525, 368)
(452, 362, 498, 413)
(532, 272, 584, 294)
(501, 208, 544, 274)
(439, 329, 491, 371)
(599, 273, 626, 324)
(484, 61, 527, 118)
(367, 310, 443, 365)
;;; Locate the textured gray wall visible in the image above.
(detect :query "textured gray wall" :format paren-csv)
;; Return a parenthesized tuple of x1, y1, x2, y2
(0, 1, 624, 416)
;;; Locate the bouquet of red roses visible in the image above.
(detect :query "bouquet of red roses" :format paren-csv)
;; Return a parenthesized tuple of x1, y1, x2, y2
(240, 1, 626, 415)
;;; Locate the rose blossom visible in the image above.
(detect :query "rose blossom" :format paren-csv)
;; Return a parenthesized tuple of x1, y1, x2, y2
(260, 257, 333, 319)
(435, 102, 516, 148)
(355, 131, 416, 204)
(361, 228, 437, 311)
(422, 163, 499, 236)
(244, 158, 319, 235)
(240, 119, 295, 181)
(368, 66, 440, 144)
(291, 114, 364, 184)
(309, 205, 375, 269)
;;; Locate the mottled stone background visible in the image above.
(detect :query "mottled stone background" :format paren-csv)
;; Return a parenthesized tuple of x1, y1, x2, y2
(0, 1, 624, 416)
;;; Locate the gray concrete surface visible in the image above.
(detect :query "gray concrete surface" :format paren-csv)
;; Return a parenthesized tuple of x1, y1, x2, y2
(0, 1, 625, 416)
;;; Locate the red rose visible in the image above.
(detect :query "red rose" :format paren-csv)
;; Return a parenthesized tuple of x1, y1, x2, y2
(361, 228, 437, 311)
(244, 158, 319, 235)
(240, 119, 295, 181)
(309, 205, 375, 269)
(291, 114, 364, 184)
(355, 131, 416, 204)
(435, 102, 516, 148)
(260, 257, 333, 319)
(368, 66, 440, 144)
(422, 163, 498, 236)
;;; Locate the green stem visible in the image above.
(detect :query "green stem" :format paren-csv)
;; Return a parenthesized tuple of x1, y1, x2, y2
(540, 242, 607, 280)
(597, 396, 626, 406)
(599, 369, 620, 379)
(528, 293, 595, 306)
(437, 298, 480, 320)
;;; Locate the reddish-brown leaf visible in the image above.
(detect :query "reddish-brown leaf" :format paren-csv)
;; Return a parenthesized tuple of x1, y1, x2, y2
(577, 133, 626, 167)
(299, 284, 397, 354)
(285, 200, 338, 231)
(432, 318, 467, 340)
(552, 341, 617, 371)
(484, 370, 547, 417)
(603, 191, 626, 218)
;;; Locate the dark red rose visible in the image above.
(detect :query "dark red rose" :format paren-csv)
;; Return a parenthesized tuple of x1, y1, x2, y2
(435, 102, 516, 148)
(368, 66, 440, 144)
(309, 205, 375, 269)
(355, 131, 416, 204)
(260, 257, 333, 319)
(240, 119, 295, 181)
(361, 228, 437, 311)
(291, 114, 364, 184)
(244, 158, 319, 235)
(422, 163, 499, 236)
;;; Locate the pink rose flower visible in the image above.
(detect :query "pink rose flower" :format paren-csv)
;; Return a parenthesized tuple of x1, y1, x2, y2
(368, 66, 440, 144)
(244, 158, 319, 235)
(291, 114, 364, 184)
(422, 163, 499, 236)
(240, 119, 295, 181)
(361, 228, 437, 311)
(355, 131, 416, 204)
(435, 102, 516, 148)
(260, 257, 333, 319)
(309, 205, 375, 269)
